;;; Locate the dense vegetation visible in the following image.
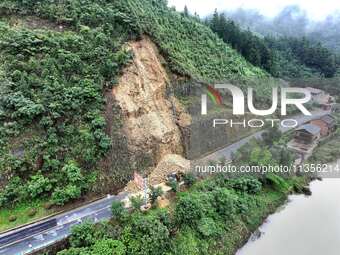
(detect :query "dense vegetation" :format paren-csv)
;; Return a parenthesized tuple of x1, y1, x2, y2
(226, 6, 340, 54)
(111, 0, 268, 82)
(207, 10, 276, 76)
(57, 173, 305, 255)
(206, 10, 337, 78)
(308, 114, 340, 164)
(0, 0, 136, 209)
(0, 20, 132, 208)
(266, 37, 337, 78)
(0, 0, 276, 212)
(56, 128, 302, 255)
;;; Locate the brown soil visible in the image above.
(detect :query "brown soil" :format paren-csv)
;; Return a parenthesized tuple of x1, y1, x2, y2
(112, 36, 187, 162)
(110, 36, 192, 192)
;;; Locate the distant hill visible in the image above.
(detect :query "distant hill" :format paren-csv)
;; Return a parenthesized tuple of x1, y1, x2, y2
(206, 9, 338, 79)
(225, 6, 340, 55)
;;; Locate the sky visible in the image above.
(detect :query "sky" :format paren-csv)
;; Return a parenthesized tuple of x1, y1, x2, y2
(167, 0, 340, 21)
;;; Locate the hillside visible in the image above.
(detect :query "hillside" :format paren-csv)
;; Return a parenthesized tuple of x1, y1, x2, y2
(226, 6, 340, 55)
(0, 0, 274, 214)
(206, 10, 338, 79)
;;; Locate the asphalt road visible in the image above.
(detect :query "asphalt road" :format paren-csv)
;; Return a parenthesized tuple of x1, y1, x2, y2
(202, 110, 330, 162)
(0, 110, 330, 255)
(0, 194, 126, 255)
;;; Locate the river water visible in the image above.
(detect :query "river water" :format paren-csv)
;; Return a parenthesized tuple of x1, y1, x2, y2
(237, 162, 340, 255)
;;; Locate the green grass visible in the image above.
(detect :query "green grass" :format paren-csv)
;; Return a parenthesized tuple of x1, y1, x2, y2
(0, 200, 53, 232)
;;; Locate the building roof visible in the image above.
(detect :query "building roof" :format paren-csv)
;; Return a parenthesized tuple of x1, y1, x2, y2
(306, 87, 324, 95)
(297, 124, 321, 135)
(320, 114, 336, 126)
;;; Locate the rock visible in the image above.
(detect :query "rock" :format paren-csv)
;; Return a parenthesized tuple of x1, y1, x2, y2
(140, 203, 152, 212)
(124, 154, 190, 193)
(250, 229, 263, 241)
(302, 186, 312, 196)
(157, 197, 170, 208)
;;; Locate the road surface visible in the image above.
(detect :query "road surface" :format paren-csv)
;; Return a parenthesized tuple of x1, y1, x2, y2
(0, 110, 330, 255)
(201, 110, 330, 162)
(0, 194, 126, 255)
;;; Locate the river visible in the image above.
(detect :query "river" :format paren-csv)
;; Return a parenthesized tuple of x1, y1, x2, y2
(237, 161, 340, 255)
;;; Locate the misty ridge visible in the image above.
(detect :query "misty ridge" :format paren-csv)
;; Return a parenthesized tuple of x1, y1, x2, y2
(224, 5, 340, 53)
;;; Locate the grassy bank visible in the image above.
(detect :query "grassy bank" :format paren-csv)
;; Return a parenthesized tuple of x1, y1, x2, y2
(309, 130, 340, 164)
(56, 174, 307, 255)
(171, 175, 307, 255)
(0, 200, 51, 232)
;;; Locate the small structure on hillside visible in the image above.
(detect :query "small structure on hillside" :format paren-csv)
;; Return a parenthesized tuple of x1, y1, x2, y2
(332, 104, 340, 113)
(306, 87, 325, 102)
(294, 124, 321, 144)
(305, 87, 334, 110)
(310, 114, 337, 137)
(288, 124, 321, 156)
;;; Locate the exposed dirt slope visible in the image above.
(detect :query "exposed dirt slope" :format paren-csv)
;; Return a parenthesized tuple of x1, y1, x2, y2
(113, 37, 189, 167)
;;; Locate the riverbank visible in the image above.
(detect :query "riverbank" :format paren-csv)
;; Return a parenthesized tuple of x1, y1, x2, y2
(237, 177, 340, 255)
(207, 176, 309, 255)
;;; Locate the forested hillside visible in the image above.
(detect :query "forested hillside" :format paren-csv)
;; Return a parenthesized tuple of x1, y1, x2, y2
(227, 6, 340, 54)
(224, 6, 340, 69)
(0, 0, 273, 212)
(206, 10, 338, 79)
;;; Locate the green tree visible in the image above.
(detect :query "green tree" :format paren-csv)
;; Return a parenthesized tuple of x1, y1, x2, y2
(91, 239, 126, 255)
(262, 125, 282, 146)
(26, 174, 52, 199)
(183, 5, 189, 17)
(69, 221, 97, 248)
(122, 214, 170, 255)
(212, 188, 236, 219)
(57, 247, 90, 255)
(111, 201, 128, 222)
(52, 185, 82, 206)
(174, 194, 205, 226)
(149, 186, 164, 204)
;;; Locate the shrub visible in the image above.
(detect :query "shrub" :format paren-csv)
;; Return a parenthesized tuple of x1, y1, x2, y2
(183, 173, 196, 187)
(8, 215, 17, 222)
(111, 201, 128, 222)
(167, 180, 179, 193)
(197, 217, 221, 237)
(69, 221, 97, 248)
(51, 185, 82, 206)
(262, 125, 282, 146)
(26, 174, 52, 199)
(27, 208, 37, 217)
(91, 239, 126, 255)
(122, 213, 170, 255)
(57, 247, 90, 255)
(174, 194, 205, 226)
(43, 201, 54, 210)
(0, 177, 26, 208)
(149, 186, 164, 205)
(229, 178, 262, 194)
(129, 195, 144, 211)
(234, 197, 250, 214)
(153, 209, 172, 230)
(170, 229, 200, 255)
(265, 174, 290, 192)
(212, 188, 237, 219)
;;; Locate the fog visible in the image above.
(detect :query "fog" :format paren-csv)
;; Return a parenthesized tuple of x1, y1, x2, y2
(225, 5, 340, 52)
